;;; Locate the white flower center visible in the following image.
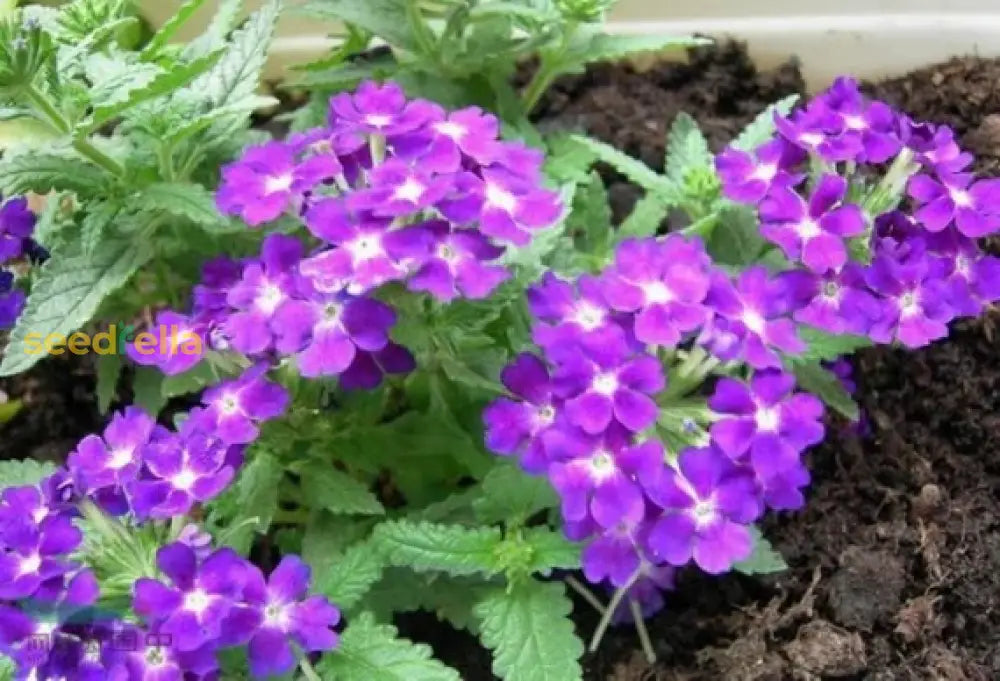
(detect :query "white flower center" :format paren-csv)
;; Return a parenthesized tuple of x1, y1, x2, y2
(588, 451, 616, 481)
(742, 309, 766, 334)
(796, 218, 822, 240)
(572, 302, 605, 330)
(219, 393, 241, 415)
(750, 163, 778, 182)
(642, 280, 674, 305)
(436, 243, 458, 263)
(950, 188, 973, 208)
(394, 177, 426, 203)
(264, 174, 293, 195)
(19, 553, 41, 575)
(485, 183, 518, 213)
(955, 255, 971, 277)
(691, 498, 718, 528)
(264, 602, 290, 629)
(172, 469, 197, 491)
(108, 447, 134, 470)
(145, 646, 168, 667)
(800, 132, 824, 147)
(349, 235, 383, 261)
(32, 506, 47, 524)
(365, 114, 392, 128)
(843, 114, 867, 131)
(592, 372, 618, 395)
(435, 121, 466, 140)
(900, 290, 921, 317)
(755, 406, 780, 432)
(823, 280, 841, 300)
(184, 589, 211, 615)
(535, 404, 555, 428)
(256, 283, 284, 315)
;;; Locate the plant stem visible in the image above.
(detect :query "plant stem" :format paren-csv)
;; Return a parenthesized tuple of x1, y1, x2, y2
(72, 137, 126, 177)
(565, 575, 606, 616)
(297, 652, 322, 681)
(588, 570, 640, 653)
(522, 22, 578, 115)
(629, 597, 657, 664)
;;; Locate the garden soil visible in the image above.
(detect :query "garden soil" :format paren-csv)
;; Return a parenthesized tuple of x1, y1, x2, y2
(4, 41, 1000, 681)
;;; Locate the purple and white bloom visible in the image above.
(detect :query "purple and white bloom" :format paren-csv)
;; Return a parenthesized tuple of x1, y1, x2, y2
(224, 235, 303, 355)
(272, 284, 395, 378)
(786, 264, 881, 335)
(105, 623, 219, 681)
(599, 236, 712, 347)
(216, 141, 337, 227)
(907, 172, 1000, 237)
(483, 353, 566, 473)
(67, 407, 156, 501)
(239, 556, 340, 678)
(0, 513, 83, 600)
(814, 77, 902, 163)
(865, 240, 955, 348)
(200, 365, 289, 445)
(926, 230, 1000, 316)
(760, 174, 867, 273)
(126, 311, 206, 376)
(422, 106, 500, 171)
(549, 438, 663, 530)
(644, 446, 761, 574)
(348, 159, 451, 217)
(328, 80, 438, 150)
(903, 119, 973, 174)
(406, 221, 509, 301)
(715, 138, 804, 204)
(527, 271, 625, 359)
(337, 342, 416, 391)
(0, 195, 36, 262)
(552, 345, 665, 435)
(760, 461, 811, 511)
(580, 516, 647, 588)
(192, 256, 243, 328)
(132, 543, 249, 652)
(701, 267, 805, 369)
(708, 370, 825, 479)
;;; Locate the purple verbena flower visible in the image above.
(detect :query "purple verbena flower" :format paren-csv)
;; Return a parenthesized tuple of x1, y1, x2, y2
(784, 265, 881, 335)
(126, 311, 206, 376)
(337, 342, 415, 390)
(406, 220, 509, 301)
(67, 407, 156, 507)
(907, 171, 1000, 237)
(328, 80, 437, 151)
(200, 365, 289, 445)
(903, 119, 973, 173)
(0, 513, 83, 600)
(0, 196, 35, 262)
(715, 138, 804, 204)
(0, 277, 24, 328)
(527, 271, 625, 360)
(422, 106, 500, 171)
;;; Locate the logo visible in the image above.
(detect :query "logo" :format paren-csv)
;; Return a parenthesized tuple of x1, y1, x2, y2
(23, 324, 203, 357)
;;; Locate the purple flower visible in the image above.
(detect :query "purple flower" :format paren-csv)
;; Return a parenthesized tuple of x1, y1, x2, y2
(483, 353, 566, 473)
(239, 556, 340, 677)
(708, 370, 824, 479)
(580, 516, 647, 588)
(67, 407, 156, 502)
(105, 623, 218, 681)
(815, 77, 902, 163)
(715, 138, 804, 204)
(224, 235, 303, 355)
(422, 106, 501, 171)
(610, 564, 675, 624)
(645, 446, 761, 574)
(348, 159, 451, 217)
(599, 236, 712, 347)
(126, 311, 206, 376)
(786, 265, 881, 335)
(406, 220, 509, 301)
(200, 365, 289, 445)
(907, 172, 1000, 237)
(216, 141, 338, 227)
(552, 345, 665, 435)
(527, 271, 625, 360)
(0, 513, 83, 600)
(701, 267, 805, 368)
(192, 256, 243, 328)
(0, 196, 35, 262)
(272, 285, 396, 378)
(926, 229, 1000, 315)
(760, 174, 867, 273)
(328, 80, 437, 149)
(903, 119, 973, 173)
(133, 543, 249, 652)
(0, 280, 24, 329)
(549, 437, 663, 530)
(337, 342, 415, 390)
(760, 461, 811, 511)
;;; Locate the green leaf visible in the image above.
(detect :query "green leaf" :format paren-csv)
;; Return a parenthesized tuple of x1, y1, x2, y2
(373, 520, 503, 576)
(141, 0, 210, 60)
(134, 182, 239, 233)
(567, 172, 612, 257)
(795, 327, 871, 363)
(302, 512, 376, 575)
(734, 526, 788, 575)
(315, 540, 384, 610)
(569, 134, 676, 203)
(615, 194, 669, 244)
(83, 50, 224, 132)
(705, 203, 766, 266)
(160, 354, 240, 399)
(292, 461, 385, 516)
(317, 612, 461, 681)
(731, 94, 800, 152)
(544, 134, 597, 186)
(665, 112, 713, 186)
(0, 153, 107, 196)
(522, 528, 580, 573)
(302, 0, 416, 52)
(473, 463, 558, 526)
(474, 579, 584, 681)
(0, 459, 56, 488)
(132, 366, 166, 415)
(0, 237, 152, 376)
(223, 450, 284, 553)
(564, 31, 709, 72)
(80, 200, 118, 255)
(95, 353, 122, 413)
(188, 0, 281, 114)
(791, 360, 859, 421)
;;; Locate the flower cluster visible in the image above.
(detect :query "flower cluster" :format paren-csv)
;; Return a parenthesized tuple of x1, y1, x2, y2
(136, 81, 560, 386)
(0, 194, 42, 329)
(484, 233, 826, 610)
(717, 76, 1000, 348)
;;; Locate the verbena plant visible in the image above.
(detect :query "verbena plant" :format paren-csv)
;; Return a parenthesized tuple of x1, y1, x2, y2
(3, 5, 1000, 681)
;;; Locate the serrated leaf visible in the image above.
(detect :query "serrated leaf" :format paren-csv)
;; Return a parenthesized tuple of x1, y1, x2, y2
(80, 201, 118, 255)
(224, 450, 284, 553)
(95, 353, 122, 413)
(300, 0, 416, 52)
(0, 154, 107, 196)
(615, 194, 669, 244)
(302, 512, 376, 575)
(292, 462, 385, 516)
(132, 366, 165, 415)
(0, 459, 56, 488)
(569, 134, 677, 203)
(165, 96, 277, 143)
(475, 580, 584, 681)
(318, 612, 461, 681)
(567, 172, 612, 257)
(791, 360, 859, 421)
(794, 327, 871, 363)
(732, 95, 800, 152)
(0, 237, 152, 376)
(373, 520, 503, 576)
(734, 526, 788, 575)
(565, 31, 709, 72)
(665, 112, 712, 186)
(316, 540, 384, 610)
(141, 0, 210, 60)
(134, 182, 237, 233)
(83, 50, 224, 132)
(705, 204, 766, 266)
(473, 464, 558, 525)
(522, 528, 580, 573)
(544, 135, 598, 186)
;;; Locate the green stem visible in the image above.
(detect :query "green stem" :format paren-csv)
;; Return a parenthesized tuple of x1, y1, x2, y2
(297, 652, 322, 681)
(72, 137, 126, 177)
(23, 84, 70, 134)
(629, 597, 657, 664)
(565, 575, 606, 615)
(522, 22, 578, 114)
(589, 570, 641, 653)
(158, 142, 176, 182)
